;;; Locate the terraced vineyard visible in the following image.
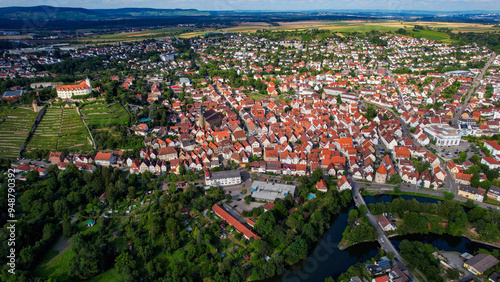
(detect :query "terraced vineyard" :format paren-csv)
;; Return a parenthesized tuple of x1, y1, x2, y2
(80, 102, 130, 128)
(27, 107, 92, 152)
(0, 107, 37, 159)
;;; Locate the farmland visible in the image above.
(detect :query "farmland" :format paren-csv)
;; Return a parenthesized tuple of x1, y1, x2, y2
(80, 101, 131, 129)
(178, 20, 500, 41)
(26, 107, 92, 152)
(0, 107, 37, 159)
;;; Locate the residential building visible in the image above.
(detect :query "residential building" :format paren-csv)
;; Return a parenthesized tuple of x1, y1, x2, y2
(56, 78, 92, 99)
(458, 185, 486, 202)
(205, 170, 241, 187)
(212, 204, 260, 240)
(463, 254, 499, 276)
(423, 125, 461, 147)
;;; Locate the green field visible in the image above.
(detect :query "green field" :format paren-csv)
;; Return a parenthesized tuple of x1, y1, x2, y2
(0, 107, 37, 159)
(80, 102, 130, 128)
(27, 107, 92, 152)
(87, 26, 193, 40)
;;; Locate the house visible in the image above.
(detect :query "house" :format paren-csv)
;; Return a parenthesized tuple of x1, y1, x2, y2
(484, 141, 500, 155)
(378, 216, 396, 232)
(487, 186, 500, 201)
(205, 170, 242, 187)
(481, 157, 500, 170)
(94, 152, 117, 166)
(56, 78, 92, 99)
(372, 275, 390, 282)
(49, 152, 65, 164)
(375, 164, 387, 184)
(87, 219, 96, 227)
(158, 146, 178, 161)
(316, 179, 328, 193)
(454, 173, 472, 185)
(388, 265, 410, 282)
(458, 185, 486, 202)
(212, 204, 260, 240)
(463, 254, 499, 276)
(337, 175, 352, 191)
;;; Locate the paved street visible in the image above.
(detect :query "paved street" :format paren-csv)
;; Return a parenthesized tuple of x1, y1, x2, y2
(451, 52, 497, 127)
(351, 181, 422, 282)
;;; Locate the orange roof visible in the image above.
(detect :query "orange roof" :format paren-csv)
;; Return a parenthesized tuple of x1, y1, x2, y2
(56, 80, 90, 91)
(376, 163, 387, 175)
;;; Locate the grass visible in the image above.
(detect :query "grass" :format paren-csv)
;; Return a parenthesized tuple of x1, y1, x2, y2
(86, 27, 193, 40)
(89, 269, 126, 282)
(80, 102, 130, 128)
(34, 248, 75, 281)
(247, 93, 268, 101)
(484, 197, 500, 207)
(0, 107, 37, 158)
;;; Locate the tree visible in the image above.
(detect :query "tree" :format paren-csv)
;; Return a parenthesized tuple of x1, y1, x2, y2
(63, 214, 72, 237)
(115, 252, 136, 273)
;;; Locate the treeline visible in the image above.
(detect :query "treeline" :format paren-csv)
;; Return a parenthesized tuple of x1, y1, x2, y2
(399, 240, 443, 282)
(0, 164, 123, 280)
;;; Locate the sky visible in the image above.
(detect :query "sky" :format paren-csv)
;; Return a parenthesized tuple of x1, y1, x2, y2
(0, 0, 499, 12)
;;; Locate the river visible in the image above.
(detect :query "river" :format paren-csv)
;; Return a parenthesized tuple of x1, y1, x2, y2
(276, 194, 498, 282)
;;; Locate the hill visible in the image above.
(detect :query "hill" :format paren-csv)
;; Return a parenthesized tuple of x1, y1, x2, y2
(0, 6, 205, 20)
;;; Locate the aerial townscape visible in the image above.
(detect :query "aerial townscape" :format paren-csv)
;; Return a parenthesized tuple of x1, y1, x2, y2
(1, 3, 500, 282)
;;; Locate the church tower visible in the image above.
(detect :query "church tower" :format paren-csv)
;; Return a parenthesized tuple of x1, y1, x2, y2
(198, 106, 205, 129)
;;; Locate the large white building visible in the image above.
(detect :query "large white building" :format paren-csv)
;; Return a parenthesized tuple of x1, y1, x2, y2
(205, 170, 241, 187)
(56, 78, 92, 99)
(251, 180, 296, 202)
(423, 125, 461, 147)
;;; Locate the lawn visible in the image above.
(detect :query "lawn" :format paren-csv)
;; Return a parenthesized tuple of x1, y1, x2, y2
(34, 248, 75, 281)
(247, 93, 268, 101)
(0, 107, 37, 158)
(89, 269, 126, 282)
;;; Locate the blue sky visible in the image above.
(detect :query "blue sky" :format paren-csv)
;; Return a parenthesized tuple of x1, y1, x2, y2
(1, 0, 499, 11)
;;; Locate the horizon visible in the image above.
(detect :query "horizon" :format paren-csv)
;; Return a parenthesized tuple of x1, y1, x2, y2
(1, 0, 500, 12)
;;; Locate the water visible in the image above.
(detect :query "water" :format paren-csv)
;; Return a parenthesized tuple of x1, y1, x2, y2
(274, 194, 497, 282)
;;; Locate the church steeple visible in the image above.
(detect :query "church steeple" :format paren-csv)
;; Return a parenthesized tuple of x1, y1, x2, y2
(198, 106, 205, 129)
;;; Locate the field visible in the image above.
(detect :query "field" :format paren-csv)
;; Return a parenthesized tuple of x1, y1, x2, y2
(26, 107, 92, 152)
(80, 102, 130, 128)
(178, 20, 500, 41)
(84, 26, 194, 41)
(0, 107, 37, 159)
(34, 248, 75, 281)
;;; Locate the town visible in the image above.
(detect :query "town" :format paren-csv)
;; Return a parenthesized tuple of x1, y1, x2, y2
(1, 20, 500, 282)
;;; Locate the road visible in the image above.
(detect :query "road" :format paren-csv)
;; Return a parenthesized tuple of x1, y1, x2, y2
(451, 52, 497, 126)
(351, 181, 423, 282)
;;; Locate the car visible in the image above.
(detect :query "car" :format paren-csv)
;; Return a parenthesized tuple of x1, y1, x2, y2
(233, 205, 238, 208)
(355, 196, 358, 199)
(380, 238, 384, 243)
(236, 198, 242, 201)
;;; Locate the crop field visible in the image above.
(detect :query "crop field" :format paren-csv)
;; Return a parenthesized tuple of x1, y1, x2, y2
(84, 26, 194, 41)
(27, 107, 91, 152)
(178, 20, 500, 40)
(80, 102, 130, 128)
(0, 107, 37, 159)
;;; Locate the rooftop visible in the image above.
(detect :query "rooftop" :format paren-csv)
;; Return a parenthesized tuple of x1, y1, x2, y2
(251, 180, 296, 201)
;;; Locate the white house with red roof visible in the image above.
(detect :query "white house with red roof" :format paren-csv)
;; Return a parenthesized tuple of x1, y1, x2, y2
(56, 78, 92, 99)
(481, 156, 500, 170)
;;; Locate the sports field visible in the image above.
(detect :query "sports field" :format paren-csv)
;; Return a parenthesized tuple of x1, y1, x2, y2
(0, 107, 37, 159)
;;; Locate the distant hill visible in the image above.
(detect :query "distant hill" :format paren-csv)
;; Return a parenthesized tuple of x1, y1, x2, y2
(0, 5, 105, 20)
(0, 6, 207, 20)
